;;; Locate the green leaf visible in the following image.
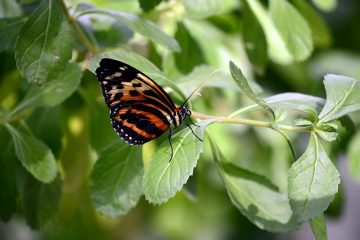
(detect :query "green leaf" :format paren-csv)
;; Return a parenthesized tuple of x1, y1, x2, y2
(177, 65, 237, 96)
(75, 3, 133, 49)
(5, 123, 57, 183)
(11, 63, 82, 115)
(229, 93, 325, 118)
(245, 0, 313, 64)
(91, 142, 143, 217)
(143, 123, 209, 204)
(89, 50, 164, 79)
(15, 0, 74, 84)
(288, 133, 340, 221)
(292, 0, 332, 48)
(208, 135, 300, 232)
(310, 214, 327, 240)
(0, 17, 26, 51)
(318, 74, 360, 123)
(229, 61, 275, 118)
(0, 0, 22, 17)
(244, 0, 292, 64)
(269, 0, 313, 62)
(77, 9, 180, 52)
(174, 22, 205, 74)
(183, 0, 222, 19)
(310, 51, 360, 80)
(139, 0, 162, 12)
(315, 122, 338, 142)
(27, 107, 63, 158)
(23, 174, 61, 229)
(242, 0, 267, 69)
(265, 93, 325, 114)
(348, 132, 360, 182)
(0, 127, 17, 221)
(311, 0, 337, 12)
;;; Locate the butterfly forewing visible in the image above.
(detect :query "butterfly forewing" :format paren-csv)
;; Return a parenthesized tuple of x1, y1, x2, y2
(96, 58, 180, 145)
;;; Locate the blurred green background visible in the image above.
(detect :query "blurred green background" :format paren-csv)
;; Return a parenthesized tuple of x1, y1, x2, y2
(1, 0, 360, 239)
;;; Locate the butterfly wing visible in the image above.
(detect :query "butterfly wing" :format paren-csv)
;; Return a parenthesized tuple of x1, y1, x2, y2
(96, 58, 179, 145)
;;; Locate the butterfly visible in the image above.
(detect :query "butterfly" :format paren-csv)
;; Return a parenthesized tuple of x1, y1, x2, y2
(96, 58, 202, 160)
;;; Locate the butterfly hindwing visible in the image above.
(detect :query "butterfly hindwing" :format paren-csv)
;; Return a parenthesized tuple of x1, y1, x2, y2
(96, 58, 179, 145)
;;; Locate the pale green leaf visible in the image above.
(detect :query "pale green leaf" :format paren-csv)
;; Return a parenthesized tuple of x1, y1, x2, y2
(318, 74, 360, 123)
(245, 0, 292, 64)
(310, 214, 327, 240)
(315, 122, 338, 142)
(91, 142, 143, 217)
(15, 0, 74, 84)
(230, 61, 275, 118)
(143, 123, 208, 204)
(77, 13, 133, 48)
(266, 93, 325, 114)
(269, 0, 313, 61)
(292, 0, 332, 48)
(11, 63, 82, 115)
(242, 0, 267, 69)
(288, 133, 340, 220)
(309, 51, 360, 80)
(312, 0, 337, 12)
(183, 0, 222, 19)
(229, 93, 325, 118)
(177, 65, 237, 96)
(77, 9, 180, 52)
(208, 136, 300, 232)
(5, 124, 57, 183)
(0, 0, 22, 17)
(348, 132, 360, 182)
(23, 174, 61, 229)
(245, 0, 313, 63)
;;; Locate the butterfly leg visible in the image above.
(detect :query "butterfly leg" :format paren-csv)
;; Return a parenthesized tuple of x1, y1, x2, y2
(185, 124, 203, 142)
(188, 117, 200, 127)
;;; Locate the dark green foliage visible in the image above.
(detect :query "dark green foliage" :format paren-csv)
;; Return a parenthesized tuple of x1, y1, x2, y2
(174, 22, 205, 74)
(139, 0, 163, 12)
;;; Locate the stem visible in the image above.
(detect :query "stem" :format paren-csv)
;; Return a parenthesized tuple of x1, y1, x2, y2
(191, 111, 313, 133)
(60, 0, 98, 54)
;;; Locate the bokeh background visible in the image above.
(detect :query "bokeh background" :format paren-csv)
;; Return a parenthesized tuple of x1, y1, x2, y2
(1, 0, 360, 239)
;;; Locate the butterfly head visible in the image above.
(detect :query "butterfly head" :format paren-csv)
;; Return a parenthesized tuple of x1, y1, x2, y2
(179, 104, 191, 122)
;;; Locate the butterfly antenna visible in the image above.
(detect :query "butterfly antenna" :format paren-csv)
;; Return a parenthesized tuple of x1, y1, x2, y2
(181, 67, 226, 107)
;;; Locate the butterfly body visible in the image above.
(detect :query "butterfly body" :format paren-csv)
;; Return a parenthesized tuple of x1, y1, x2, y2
(96, 58, 191, 146)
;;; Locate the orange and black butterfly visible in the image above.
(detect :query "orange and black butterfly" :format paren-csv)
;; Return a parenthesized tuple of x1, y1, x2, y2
(96, 58, 201, 160)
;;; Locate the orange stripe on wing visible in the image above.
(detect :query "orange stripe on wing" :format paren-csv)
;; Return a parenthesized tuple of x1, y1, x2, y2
(122, 121, 158, 139)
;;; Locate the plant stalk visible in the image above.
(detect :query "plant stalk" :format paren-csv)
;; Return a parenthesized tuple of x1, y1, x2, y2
(60, 0, 98, 54)
(191, 112, 313, 132)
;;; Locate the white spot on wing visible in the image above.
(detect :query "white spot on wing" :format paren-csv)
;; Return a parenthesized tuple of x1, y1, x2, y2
(113, 72, 122, 77)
